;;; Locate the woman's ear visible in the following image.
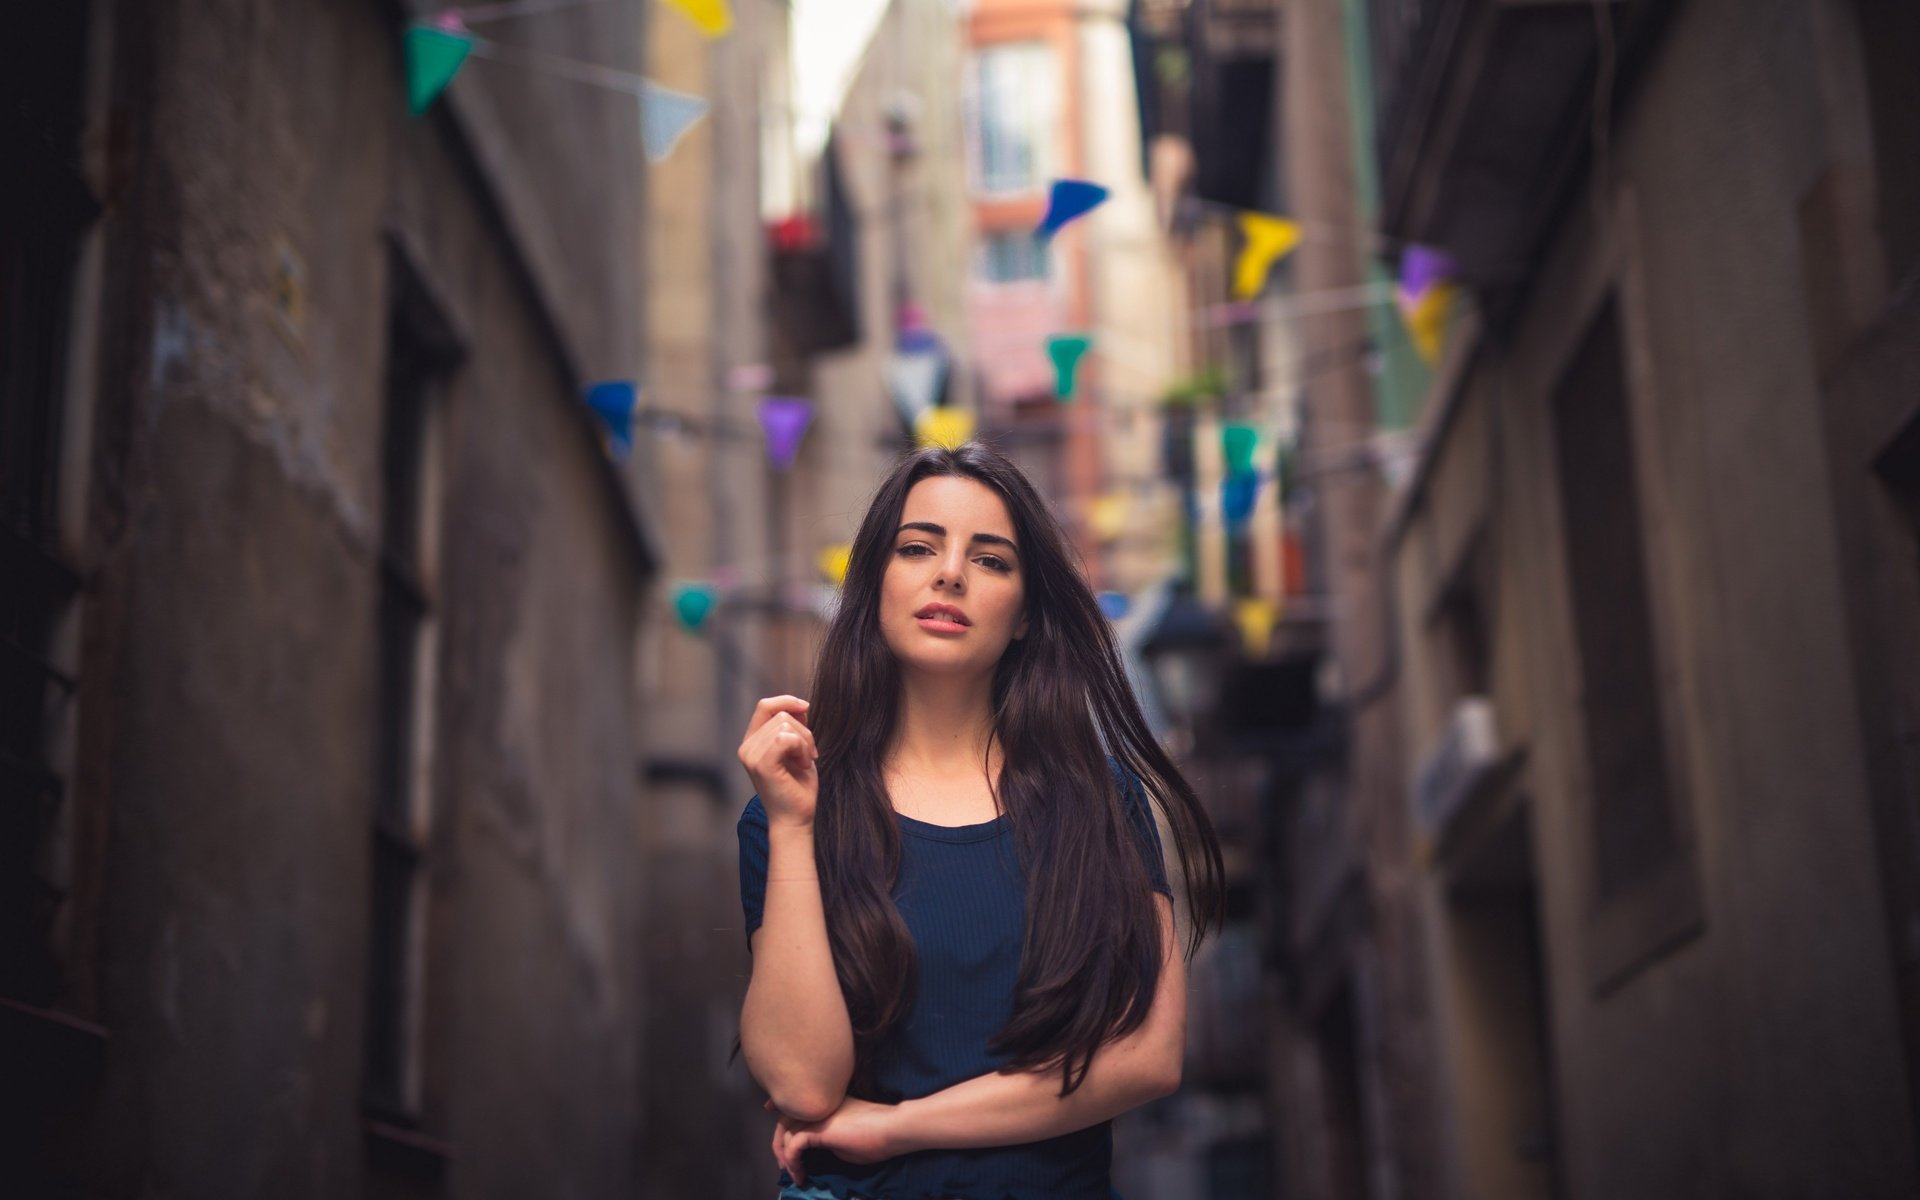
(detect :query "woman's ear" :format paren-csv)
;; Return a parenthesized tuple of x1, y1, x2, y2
(1014, 612, 1030, 640)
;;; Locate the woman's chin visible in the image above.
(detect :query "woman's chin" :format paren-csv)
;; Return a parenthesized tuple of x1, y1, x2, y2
(887, 641, 1002, 678)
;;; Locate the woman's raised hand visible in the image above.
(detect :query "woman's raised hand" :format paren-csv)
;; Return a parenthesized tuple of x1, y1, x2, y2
(738, 695, 820, 827)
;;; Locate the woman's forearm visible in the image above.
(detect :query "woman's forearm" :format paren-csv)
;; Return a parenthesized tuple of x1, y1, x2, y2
(890, 899, 1185, 1153)
(888, 1023, 1182, 1152)
(741, 822, 855, 1120)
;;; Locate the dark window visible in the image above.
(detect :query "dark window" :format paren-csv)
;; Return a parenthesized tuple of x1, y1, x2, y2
(1433, 537, 1493, 703)
(0, 2, 94, 1008)
(1851, 1, 1920, 287)
(362, 256, 460, 1121)
(1551, 300, 1677, 902)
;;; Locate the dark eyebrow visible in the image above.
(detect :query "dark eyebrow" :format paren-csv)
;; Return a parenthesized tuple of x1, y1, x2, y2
(896, 521, 1020, 555)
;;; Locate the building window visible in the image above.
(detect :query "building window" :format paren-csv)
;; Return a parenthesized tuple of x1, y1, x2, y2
(977, 231, 1050, 284)
(1550, 299, 1678, 904)
(1, 2, 94, 1011)
(363, 251, 461, 1122)
(1850, 1, 1920, 287)
(968, 41, 1057, 198)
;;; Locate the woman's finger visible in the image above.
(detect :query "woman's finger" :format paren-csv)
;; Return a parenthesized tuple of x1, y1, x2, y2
(742, 717, 819, 779)
(772, 730, 818, 771)
(785, 1129, 810, 1183)
(742, 695, 810, 740)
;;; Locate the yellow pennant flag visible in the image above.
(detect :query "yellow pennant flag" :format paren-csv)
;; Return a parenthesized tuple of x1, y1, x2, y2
(915, 406, 975, 451)
(664, 0, 733, 38)
(1404, 282, 1459, 364)
(816, 543, 852, 586)
(1088, 493, 1131, 542)
(1234, 596, 1278, 659)
(1233, 213, 1302, 299)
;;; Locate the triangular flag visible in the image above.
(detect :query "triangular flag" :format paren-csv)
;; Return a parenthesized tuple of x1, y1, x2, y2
(1089, 493, 1130, 542)
(1222, 422, 1259, 476)
(638, 81, 710, 162)
(887, 331, 948, 427)
(405, 24, 473, 115)
(1036, 179, 1110, 239)
(584, 380, 637, 457)
(671, 582, 717, 632)
(1221, 471, 1260, 527)
(664, 0, 734, 38)
(757, 396, 813, 471)
(817, 543, 853, 586)
(1402, 282, 1458, 364)
(915, 405, 975, 451)
(1396, 245, 1455, 306)
(1233, 213, 1301, 299)
(1234, 596, 1277, 657)
(1046, 334, 1093, 400)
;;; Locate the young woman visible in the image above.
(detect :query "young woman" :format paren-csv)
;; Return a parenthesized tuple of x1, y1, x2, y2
(736, 441, 1224, 1199)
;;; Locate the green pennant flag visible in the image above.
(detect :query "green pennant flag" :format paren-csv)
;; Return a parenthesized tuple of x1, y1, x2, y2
(671, 582, 718, 633)
(1047, 334, 1093, 401)
(1223, 422, 1259, 476)
(405, 25, 473, 115)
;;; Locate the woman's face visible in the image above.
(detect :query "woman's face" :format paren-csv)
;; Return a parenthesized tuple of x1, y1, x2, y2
(879, 475, 1030, 678)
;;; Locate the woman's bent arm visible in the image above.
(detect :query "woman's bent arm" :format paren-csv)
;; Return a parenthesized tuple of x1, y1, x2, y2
(741, 819, 855, 1121)
(771, 896, 1183, 1175)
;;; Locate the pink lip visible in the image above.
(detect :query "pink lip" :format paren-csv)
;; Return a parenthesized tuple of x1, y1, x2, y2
(914, 604, 971, 627)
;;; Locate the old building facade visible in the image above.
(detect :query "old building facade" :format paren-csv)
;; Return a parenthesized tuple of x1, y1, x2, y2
(5, 1, 663, 1195)
(1379, 0, 1920, 1195)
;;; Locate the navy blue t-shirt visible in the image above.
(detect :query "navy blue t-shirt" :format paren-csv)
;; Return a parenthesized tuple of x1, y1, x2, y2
(737, 773, 1171, 1200)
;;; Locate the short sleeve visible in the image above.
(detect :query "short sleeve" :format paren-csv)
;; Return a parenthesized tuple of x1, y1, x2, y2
(737, 795, 770, 943)
(1110, 759, 1172, 896)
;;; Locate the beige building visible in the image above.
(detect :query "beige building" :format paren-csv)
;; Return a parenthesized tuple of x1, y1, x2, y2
(958, 0, 1190, 594)
(635, 0, 800, 1193)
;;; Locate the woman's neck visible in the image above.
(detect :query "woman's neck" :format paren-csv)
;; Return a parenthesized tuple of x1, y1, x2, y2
(888, 668, 998, 777)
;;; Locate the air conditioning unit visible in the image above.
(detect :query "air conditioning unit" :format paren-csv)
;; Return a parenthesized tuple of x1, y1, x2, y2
(1412, 696, 1500, 842)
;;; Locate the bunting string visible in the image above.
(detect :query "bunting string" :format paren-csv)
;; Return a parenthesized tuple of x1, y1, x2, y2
(437, 0, 609, 25)
(464, 35, 651, 94)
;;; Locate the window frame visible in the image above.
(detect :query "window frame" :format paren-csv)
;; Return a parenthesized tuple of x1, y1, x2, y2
(965, 40, 1059, 200)
(1534, 192, 1704, 996)
(360, 240, 463, 1126)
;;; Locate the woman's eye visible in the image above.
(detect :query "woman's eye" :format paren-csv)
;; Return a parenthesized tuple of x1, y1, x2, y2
(976, 555, 1012, 572)
(896, 543, 933, 557)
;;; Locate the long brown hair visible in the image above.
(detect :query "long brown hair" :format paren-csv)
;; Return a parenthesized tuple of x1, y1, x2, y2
(808, 441, 1225, 1096)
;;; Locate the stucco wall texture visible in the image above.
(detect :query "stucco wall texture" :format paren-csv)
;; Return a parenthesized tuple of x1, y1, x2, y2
(68, 1, 657, 1195)
(1391, 0, 1917, 1196)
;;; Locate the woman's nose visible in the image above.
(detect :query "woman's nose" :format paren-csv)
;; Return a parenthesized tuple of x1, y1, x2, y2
(938, 552, 967, 589)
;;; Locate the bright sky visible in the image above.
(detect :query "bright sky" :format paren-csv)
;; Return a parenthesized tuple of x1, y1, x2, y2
(788, 0, 894, 157)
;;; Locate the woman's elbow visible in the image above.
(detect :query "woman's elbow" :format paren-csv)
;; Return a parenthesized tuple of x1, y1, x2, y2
(1147, 1055, 1183, 1101)
(1135, 1036, 1183, 1100)
(767, 1082, 844, 1123)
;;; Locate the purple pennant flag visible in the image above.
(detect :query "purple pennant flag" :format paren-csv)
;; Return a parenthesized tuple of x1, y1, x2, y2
(758, 395, 813, 471)
(1398, 245, 1455, 303)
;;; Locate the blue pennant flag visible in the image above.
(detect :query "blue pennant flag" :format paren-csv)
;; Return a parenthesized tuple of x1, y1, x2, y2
(1036, 179, 1110, 239)
(1222, 471, 1260, 528)
(585, 380, 638, 457)
(639, 81, 710, 162)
